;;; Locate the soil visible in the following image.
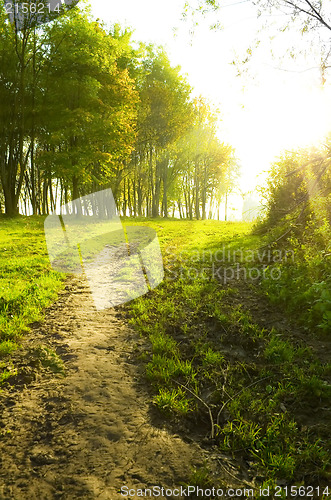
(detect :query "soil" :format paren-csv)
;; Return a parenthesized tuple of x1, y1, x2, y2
(0, 277, 216, 500)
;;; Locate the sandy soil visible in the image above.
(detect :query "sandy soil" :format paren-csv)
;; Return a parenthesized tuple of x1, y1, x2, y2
(0, 277, 210, 500)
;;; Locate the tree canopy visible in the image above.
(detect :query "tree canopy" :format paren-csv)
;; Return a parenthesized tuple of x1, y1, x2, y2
(0, 2, 237, 218)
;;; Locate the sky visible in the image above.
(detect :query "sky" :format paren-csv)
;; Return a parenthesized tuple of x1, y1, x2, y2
(87, 0, 331, 215)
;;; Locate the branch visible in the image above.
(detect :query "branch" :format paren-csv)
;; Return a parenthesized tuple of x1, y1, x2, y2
(283, 0, 331, 32)
(174, 380, 216, 439)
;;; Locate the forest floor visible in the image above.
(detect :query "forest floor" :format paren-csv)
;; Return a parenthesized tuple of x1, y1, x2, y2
(0, 218, 330, 500)
(0, 275, 223, 500)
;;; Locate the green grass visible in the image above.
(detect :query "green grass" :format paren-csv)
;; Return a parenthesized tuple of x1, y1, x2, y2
(1, 215, 330, 489)
(127, 219, 331, 488)
(153, 387, 192, 415)
(255, 220, 331, 335)
(0, 216, 64, 383)
(31, 345, 66, 375)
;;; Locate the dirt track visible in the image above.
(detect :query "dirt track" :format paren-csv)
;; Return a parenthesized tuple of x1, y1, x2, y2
(0, 278, 207, 500)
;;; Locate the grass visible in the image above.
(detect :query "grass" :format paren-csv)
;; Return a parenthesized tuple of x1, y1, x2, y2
(255, 220, 331, 335)
(1, 215, 330, 491)
(126, 218, 331, 489)
(153, 387, 192, 415)
(0, 216, 64, 384)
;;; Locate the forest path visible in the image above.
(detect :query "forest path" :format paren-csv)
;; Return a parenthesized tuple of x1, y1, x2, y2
(0, 277, 207, 500)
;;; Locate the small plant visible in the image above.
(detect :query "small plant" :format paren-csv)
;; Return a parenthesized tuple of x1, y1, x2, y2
(32, 345, 65, 375)
(264, 335, 297, 364)
(299, 374, 331, 401)
(149, 332, 178, 356)
(219, 419, 261, 451)
(202, 347, 224, 366)
(146, 355, 195, 384)
(0, 340, 18, 358)
(153, 387, 192, 415)
(0, 367, 17, 384)
(187, 462, 213, 488)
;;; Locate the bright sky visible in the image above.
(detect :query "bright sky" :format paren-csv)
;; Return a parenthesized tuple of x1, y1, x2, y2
(88, 0, 331, 212)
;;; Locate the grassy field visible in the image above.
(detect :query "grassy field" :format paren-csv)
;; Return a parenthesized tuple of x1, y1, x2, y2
(0, 216, 64, 383)
(0, 216, 330, 497)
(125, 219, 331, 496)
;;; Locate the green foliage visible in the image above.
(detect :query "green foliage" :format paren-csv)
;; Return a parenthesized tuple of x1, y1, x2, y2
(0, 340, 18, 358)
(149, 332, 179, 356)
(0, 3, 238, 219)
(264, 335, 307, 364)
(32, 345, 65, 375)
(153, 387, 191, 415)
(146, 355, 195, 384)
(186, 462, 214, 488)
(202, 347, 224, 366)
(39, 11, 138, 198)
(0, 367, 16, 384)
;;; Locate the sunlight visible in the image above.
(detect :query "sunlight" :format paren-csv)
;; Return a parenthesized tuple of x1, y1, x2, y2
(90, 0, 331, 199)
(272, 85, 331, 150)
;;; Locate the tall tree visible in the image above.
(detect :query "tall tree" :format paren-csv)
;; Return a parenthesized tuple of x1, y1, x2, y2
(0, 5, 39, 215)
(170, 98, 236, 220)
(37, 11, 138, 209)
(135, 46, 193, 217)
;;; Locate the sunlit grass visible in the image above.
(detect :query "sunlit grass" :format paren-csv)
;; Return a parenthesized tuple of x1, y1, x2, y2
(128, 218, 330, 485)
(0, 216, 64, 371)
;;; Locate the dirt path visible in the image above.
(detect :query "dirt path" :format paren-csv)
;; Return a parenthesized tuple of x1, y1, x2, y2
(0, 278, 208, 500)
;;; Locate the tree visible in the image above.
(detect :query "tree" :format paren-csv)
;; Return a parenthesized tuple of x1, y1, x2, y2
(35, 11, 138, 211)
(0, 4, 39, 215)
(259, 141, 331, 232)
(132, 46, 193, 217)
(167, 98, 236, 220)
(0, 2, 237, 218)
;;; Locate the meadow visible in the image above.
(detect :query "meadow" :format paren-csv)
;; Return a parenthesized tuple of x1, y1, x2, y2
(126, 218, 331, 494)
(0, 216, 330, 496)
(0, 216, 64, 382)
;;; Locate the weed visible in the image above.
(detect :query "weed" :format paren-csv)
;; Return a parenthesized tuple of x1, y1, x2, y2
(153, 387, 192, 415)
(187, 462, 213, 488)
(146, 355, 195, 384)
(0, 340, 19, 357)
(32, 345, 65, 375)
(0, 368, 16, 384)
(202, 347, 224, 367)
(149, 332, 178, 356)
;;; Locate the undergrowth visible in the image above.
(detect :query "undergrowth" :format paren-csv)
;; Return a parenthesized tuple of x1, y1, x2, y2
(127, 219, 331, 491)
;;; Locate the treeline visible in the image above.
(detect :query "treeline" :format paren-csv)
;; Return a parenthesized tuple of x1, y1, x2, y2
(0, 4, 237, 218)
